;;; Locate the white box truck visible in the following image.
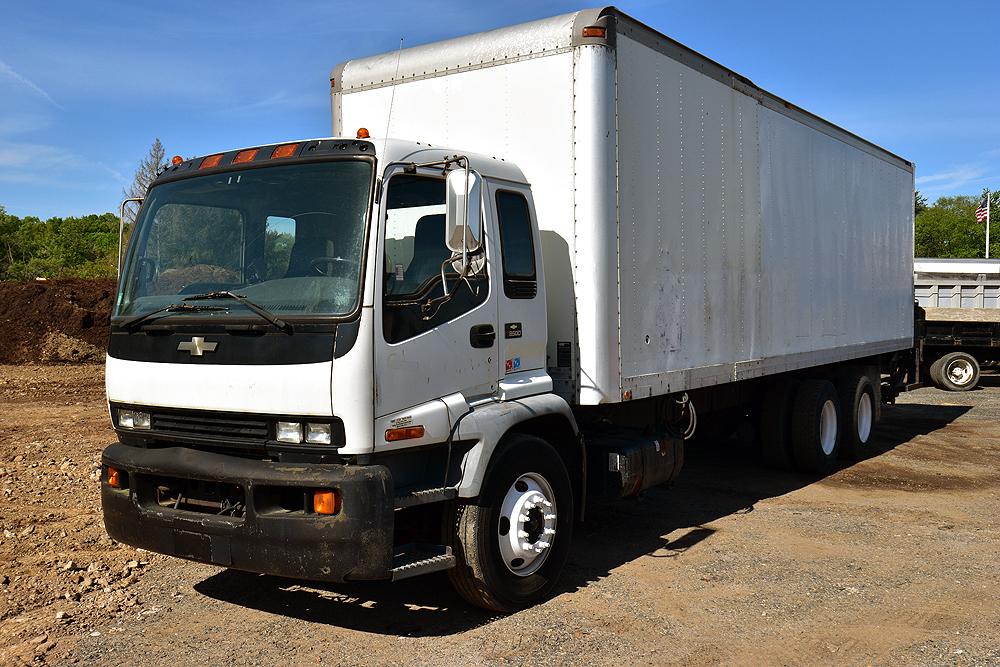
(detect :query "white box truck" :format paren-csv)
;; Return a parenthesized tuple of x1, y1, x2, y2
(102, 7, 915, 612)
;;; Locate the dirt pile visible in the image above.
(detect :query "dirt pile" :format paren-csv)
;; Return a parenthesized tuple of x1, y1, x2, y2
(0, 279, 115, 364)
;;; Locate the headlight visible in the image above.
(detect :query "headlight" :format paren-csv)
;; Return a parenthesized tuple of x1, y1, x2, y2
(118, 409, 150, 430)
(276, 421, 303, 443)
(305, 423, 332, 445)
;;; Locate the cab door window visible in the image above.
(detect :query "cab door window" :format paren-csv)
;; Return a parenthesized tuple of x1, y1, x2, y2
(496, 190, 537, 298)
(382, 174, 488, 343)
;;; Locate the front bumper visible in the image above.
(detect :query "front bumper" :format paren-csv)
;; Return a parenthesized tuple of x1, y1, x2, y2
(101, 442, 394, 581)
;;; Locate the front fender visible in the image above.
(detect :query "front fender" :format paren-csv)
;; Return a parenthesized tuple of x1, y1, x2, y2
(456, 393, 578, 498)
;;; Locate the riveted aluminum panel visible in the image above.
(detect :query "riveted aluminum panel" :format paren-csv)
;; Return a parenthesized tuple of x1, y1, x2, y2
(616, 33, 913, 397)
(617, 34, 763, 384)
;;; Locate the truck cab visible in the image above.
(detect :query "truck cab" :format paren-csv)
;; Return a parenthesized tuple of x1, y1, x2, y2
(102, 136, 592, 612)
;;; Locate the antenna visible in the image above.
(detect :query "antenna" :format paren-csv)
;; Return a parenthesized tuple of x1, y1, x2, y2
(384, 38, 404, 141)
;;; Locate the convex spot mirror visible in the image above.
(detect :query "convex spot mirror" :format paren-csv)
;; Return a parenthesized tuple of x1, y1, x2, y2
(445, 169, 482, 253)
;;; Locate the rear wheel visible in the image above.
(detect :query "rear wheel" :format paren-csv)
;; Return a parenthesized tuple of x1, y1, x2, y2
(447, 434, 573, 613)
(791, 379, 841, 474)
(758, 379, 799, 470)
(931, 352, 980, 392)
(837, 372, 876, 461)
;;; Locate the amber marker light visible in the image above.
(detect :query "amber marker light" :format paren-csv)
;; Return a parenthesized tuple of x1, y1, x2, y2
(385, 425, 425, 442)
(199, 154, 223, 169)
(271, 143, 299, 159)
(356, 127, 370, 139)
(106, 467, 122, 488)
(233, 148, 259, 164)
(313, 490, 340, 515)
(171, 155, 183, 166)
(582, 26, 606, 38)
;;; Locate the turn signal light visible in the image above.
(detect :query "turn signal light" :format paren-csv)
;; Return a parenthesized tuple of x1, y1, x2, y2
(271, 143, 299, 159)
(199, 153, 223, 169)
(385, 425, 425, 442)
(233, 148, 259, 164)
(107, 466, 122, 489)
(313, 489, 340, 515)
(582, 26, 606, 38)
(356, 127, 370, 139)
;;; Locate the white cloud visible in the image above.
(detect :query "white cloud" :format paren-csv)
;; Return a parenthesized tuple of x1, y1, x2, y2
(916, 163, 996, 198)
(0, 60, 63, 109)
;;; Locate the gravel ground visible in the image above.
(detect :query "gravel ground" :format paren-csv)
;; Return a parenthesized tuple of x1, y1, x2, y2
(2, 365, 999, 666)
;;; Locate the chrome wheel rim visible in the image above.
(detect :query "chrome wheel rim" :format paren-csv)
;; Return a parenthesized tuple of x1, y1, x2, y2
(498, 472, 557, 577)
(820, 399, 837, 455)
(857, 392, 873, 443)
(946, 359, 975, 386)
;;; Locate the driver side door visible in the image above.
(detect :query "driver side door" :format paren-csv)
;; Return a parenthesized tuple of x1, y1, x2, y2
(373, 167, 499, 447)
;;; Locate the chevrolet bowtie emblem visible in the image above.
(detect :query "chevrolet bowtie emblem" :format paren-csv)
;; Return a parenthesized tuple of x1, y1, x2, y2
(177, 337, 217, 356)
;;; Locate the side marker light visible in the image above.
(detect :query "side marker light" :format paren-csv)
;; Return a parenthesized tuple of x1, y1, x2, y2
(385, 425, 425, 442)
(313, 490, 340, 515)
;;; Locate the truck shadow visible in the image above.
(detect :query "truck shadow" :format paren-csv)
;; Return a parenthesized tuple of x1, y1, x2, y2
(193, 401, 968, 637)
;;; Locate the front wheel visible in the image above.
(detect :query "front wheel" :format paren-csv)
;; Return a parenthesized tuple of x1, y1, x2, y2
(446, 434, 574, 613)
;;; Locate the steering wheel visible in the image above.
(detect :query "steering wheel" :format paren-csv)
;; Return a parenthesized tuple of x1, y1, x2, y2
(309, 256, 358, 277)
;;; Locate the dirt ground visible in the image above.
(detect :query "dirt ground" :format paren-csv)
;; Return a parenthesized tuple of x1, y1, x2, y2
(1, 364, 999, 666)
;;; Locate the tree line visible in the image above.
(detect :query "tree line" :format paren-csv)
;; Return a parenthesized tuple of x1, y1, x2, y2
(0, 205, 119, 281)
(914, 190, 1000, 258)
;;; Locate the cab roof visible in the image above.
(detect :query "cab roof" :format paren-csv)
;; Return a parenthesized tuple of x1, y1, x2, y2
(152, 136, 528, 187)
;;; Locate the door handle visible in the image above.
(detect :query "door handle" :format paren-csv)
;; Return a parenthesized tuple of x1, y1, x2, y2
(470, 324, 496, 349)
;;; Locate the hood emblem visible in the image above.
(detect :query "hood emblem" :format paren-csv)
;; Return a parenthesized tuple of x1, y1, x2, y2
(177, 337, 217, 356)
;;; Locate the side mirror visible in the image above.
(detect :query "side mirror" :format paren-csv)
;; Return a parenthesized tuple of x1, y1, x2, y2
(445, 169, 481, 254)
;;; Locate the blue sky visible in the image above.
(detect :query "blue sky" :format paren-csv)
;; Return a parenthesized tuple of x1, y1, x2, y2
(1, 0, 997, 219)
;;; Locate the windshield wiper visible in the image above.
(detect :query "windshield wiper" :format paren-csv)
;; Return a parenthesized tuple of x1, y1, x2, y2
(119, 303, 228, 331)
(183, 291, 293, 334)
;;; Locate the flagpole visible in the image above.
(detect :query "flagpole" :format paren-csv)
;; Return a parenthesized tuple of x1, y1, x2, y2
(988, 188, 992, 259)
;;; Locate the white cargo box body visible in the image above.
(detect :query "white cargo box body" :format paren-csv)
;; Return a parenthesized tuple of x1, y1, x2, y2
(333, 7, 915, 406)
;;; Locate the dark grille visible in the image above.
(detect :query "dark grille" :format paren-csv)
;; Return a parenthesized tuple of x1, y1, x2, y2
(151, 411, 270, 444)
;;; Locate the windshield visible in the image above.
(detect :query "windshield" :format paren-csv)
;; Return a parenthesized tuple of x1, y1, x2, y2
(115, 160, 372, 320)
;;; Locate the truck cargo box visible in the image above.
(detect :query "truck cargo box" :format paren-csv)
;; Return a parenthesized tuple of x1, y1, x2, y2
(332, 7, 915, 406)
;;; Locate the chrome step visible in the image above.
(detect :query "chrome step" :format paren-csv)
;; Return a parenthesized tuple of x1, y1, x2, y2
(391, 544, 455, 580)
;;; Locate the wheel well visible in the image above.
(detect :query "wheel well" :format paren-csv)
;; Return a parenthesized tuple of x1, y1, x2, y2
(505, 415, 584, 522)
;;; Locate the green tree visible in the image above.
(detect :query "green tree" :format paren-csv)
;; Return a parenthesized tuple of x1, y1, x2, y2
(0, 207, 120, 281)
(915, 192, 1000, 258)
(914, 190, 928, 217)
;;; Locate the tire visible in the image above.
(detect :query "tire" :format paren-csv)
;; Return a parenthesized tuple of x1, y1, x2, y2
(758, 379, 799, 470)
(790, 379, 841, 474)
(446, 434, 574, 613)
(932, 352, 980, 392)
(928, 354, 946, 388)
(837, 372, 876, 461)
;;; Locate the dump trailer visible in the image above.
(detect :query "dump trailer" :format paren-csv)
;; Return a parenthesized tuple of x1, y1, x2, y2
(102, 7, 915, 612)
(914, 258, 1000, 391)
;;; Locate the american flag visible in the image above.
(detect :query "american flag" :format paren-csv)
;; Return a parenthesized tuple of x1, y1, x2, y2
(976, 196, 989, 224)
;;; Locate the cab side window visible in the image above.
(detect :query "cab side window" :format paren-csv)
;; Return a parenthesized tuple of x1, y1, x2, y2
(496, 190, 537, 299)
(382, 174, 488, 343)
